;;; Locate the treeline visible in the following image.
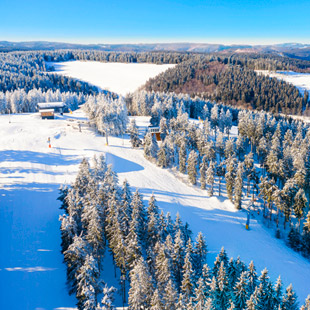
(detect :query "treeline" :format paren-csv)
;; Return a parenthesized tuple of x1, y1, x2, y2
(59, 156, 309, 309)
(142, 58, 308, 115)
(0, 52, 99, 94)
(0, 88, 85, 114)
(83, 93, 128, 136)
(129, 91, 310, 259)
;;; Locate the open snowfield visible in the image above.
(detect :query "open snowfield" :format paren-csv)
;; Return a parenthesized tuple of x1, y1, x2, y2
(256, 70, 310, 95)
(1, 109, 310, 309)
(48, 61, 175, 96)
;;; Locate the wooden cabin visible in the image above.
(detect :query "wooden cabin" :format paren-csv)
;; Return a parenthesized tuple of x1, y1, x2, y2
(40, 109, 55, 119)
(148, 126, 161, 141)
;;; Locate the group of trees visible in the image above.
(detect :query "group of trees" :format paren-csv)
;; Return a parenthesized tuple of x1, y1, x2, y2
(0, 88, 85, 114)
(142, 58, 309, 115)
(0, 51, 99, 94)
(59, 156, 309, 309)
(129, 90, 310, 259)
(83, 93, 128, 136)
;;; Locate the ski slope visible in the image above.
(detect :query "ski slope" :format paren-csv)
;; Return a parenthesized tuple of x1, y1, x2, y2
(1, 110, 310, 309)
(48, 61, 175, 96)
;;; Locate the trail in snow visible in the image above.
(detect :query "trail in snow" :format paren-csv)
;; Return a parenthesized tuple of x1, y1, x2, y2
(1, 110, 310, 309)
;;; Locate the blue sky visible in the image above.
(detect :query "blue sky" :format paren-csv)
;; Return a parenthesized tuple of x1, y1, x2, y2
(0, 0, 309, 44)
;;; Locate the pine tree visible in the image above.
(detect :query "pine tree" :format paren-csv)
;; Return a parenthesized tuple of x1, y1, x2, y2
(96, 285, 116, 310)
(194, 278, 207, 310)
(193, 232, 207, 280)
(129, 118, 141, 148)
(179, 140, 187, 174)
(206, 161, 215, 196)
(213, 261, 229, 310)
(187, 150, 198, 185)
(181, 251, 194, 305)
(301, 295, 310, 310)
(128, 257, 154, 310)
(234, 162, 244, 209)
(150, 289, 164, 310)
(163, 279, 178, 310)
(76, 254, 100, 310)
(282, 284, 298, 310)
(200, 156, 207, 189)
(234, 271, 248, 310)
(273, 276, 283, 309)
(247, 261, 258, 296)
(293, 188, 307, 231)
(172, 229, 185, 289)
(287, 225, 301, 251)
(225, 156, 237, 201)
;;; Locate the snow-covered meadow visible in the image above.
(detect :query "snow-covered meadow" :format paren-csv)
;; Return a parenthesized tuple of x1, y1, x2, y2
(256, 70, 310, 95)
(49, 61, 175, 96)
(1, 110, 310, 309)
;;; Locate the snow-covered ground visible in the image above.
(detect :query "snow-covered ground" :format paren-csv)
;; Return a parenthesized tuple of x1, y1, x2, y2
(256, 70, 310, 95)
(1, 110, 310, 309)
(48, 61, 175, 96)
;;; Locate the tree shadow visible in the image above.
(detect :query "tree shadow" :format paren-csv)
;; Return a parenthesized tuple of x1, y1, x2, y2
(0, 150, 80, 166)
(105, 153, 144, 173)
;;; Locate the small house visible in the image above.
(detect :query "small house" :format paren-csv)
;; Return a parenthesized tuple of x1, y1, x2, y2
(148, 126, 161, 141)
(40, 109, 55, 119)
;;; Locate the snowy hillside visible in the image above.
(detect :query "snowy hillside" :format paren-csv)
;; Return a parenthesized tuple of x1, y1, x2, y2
(256, 70, 310, 95)
(48, 61, 175, 96)
(1, 109, 310, 309)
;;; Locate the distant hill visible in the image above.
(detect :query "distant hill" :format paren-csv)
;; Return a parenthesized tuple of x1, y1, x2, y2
(1, 40, 310, 60)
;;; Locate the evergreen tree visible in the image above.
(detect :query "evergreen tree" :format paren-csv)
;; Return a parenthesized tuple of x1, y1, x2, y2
(150, 289, 164, 310)
(293, 188, 307, 231)
(206, 161, 215, 196)
(225, 156, 237, 201)
(282, 284, 298, 310)
(179, 140, 187, 173)
(187, 150, 198, 185)
(234, 162, 244, 209)
(234, 271, 249, 310)
(128, 257, 154, 310)
(181, 251, 194, 305)
(200, 156, 207, 189)
(129, 119, 141, 148)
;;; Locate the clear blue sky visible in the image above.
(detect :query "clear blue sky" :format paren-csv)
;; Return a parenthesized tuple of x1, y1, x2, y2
(0, 0, 309, 44)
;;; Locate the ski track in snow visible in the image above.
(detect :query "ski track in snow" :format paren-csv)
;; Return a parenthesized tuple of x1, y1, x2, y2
(1, 111, 310, 309)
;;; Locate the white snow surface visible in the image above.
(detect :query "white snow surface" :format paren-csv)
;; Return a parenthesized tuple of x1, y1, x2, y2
(256, 70, 310, 95)
(1, 110, 310, 309)
(48, 61, 175, 96)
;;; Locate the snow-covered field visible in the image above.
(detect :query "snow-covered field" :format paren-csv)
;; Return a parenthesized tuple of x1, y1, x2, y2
(256, 70, 310, 95)
(1, 110, 310, 309)
(48, 61, 175, 96)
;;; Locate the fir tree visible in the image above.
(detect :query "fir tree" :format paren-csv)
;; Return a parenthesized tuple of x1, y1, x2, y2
(187, 150, 198, 185)
(234, 271, 248, 310)
(282, 284, 298, 310)
(234, 162, 244, 209)
(206, 161, 215, 196)
(179, 140, 187, 174)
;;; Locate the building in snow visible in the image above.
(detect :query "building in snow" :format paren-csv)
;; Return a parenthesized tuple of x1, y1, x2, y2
(148, 126, 161, 141)
(37, 102, 66, 114)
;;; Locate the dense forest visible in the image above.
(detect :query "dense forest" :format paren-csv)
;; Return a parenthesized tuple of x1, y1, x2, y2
(124, 91, 310, 260)
(142, 58, 309, 115)
(59, 156, 309, 309)
(1, 50, 310, 116)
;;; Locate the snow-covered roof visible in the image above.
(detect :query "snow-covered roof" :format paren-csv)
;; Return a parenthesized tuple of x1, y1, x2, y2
(37, 102, 65, 109)
(39, 109, 54, 113)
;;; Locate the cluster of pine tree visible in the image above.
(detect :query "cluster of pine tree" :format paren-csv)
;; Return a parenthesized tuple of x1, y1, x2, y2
(0, 52, 98, 94)
(83, 93, 128, 136)
(59, 156, 309, 309)
(0, 88, 85, 114)
(133, 91, 310, 259)
(142, 58, 309, 115)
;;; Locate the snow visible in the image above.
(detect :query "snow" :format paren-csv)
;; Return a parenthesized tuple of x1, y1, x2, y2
(48, 61, 175, 96)
(256, 70, 310, 95)
(1, 110, 310, 309)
